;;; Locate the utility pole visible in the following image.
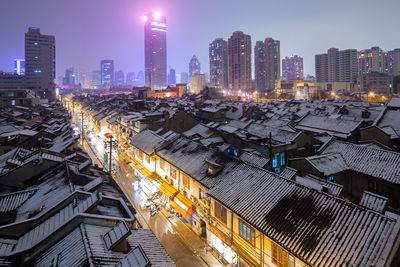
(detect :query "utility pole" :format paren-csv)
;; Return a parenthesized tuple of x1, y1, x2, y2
(109, 135, 113, 174)
(81, 111, 84, 145)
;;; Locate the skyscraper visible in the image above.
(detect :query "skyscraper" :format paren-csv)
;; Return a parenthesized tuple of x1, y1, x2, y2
(209, 38, 228, 89)
(126, 72, 135, 85)
(385, 49, 400, 76)
(100, 60, 114, 87)
(143, 11, 167, 89)
(180, 72, 189, 84)
(13, 59, 25, 75)
(189, 55, 201, 78)
(254, 38, 280, 91)
(254, 41, 267, 91)
(228, 31, 252, 91)
(91, 70, 101, 89)
(358, 47, 385, 76)
(315, 53, 328, 82)
(136, 70, 145, 86)
(282, 55, 304, 82)
(168, 68, 176, 85)
(25, 27, 55, 99)
(63, 67, 75, 86)
(264, 38, 280, 91)
(339, 49, 358, 83)
(115, 70, 125, 86)
(315, 48, 357, 83)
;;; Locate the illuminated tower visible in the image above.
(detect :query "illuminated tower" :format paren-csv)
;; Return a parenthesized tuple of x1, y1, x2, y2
(143, 11, 167, 89)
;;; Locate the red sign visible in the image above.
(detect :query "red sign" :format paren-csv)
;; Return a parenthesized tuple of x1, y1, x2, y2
(104, 133, 113, 138)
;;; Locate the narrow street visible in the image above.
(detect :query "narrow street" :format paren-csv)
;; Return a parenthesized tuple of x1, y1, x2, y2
(70, 111, 222, 267)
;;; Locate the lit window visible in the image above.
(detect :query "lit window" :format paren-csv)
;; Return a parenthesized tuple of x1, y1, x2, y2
(11, 100, 16, 105)
(182, 173, 190, 189)
(239, 219, 255, 246)
(272, 154, 278, 168)
(8, 92, 14, 97)
(214, 201, 227, 224)
(159, 159, 165, 171)
(327, 176, 335, 182)
(280, 153, 285, 166)
(170, 167, 177, 179)
(199, 189, 206, 199)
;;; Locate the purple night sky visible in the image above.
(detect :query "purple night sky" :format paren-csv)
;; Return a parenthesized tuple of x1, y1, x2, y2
(1, 0, 399, 78)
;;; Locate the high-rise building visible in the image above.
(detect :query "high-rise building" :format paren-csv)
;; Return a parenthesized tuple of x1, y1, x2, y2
(190, 73, 206, 94)
(189, 55, 201, 78)
(254, 38, 280, 91)
(126, 72, 135, 85)
(282, 55, 303, 82)
(264, 38, 280, 91)
(384, 49, 400, 76)
(13, 59, 25, 75)
(339, 49, 358, 83)
(315, 48, 357, 83)
(180, 72, 189, 84)
(143, 11, 167, 89)
(100, 60, 114, 87)
(115, 70, 125, 86)
(315, 53, 328, 82)
(168, 68, 176, 85)
(63, 67, 75, 86)
(254, 41, 266, 91)
(136, 70, 145, 86)
(358, 47, 385, 76)
(25, 27, 55, 99)
(327, 48, 339, 82)
(91, 70, 101, 89)
(228, 31, 252, 91)
(209, 38, 228, 89)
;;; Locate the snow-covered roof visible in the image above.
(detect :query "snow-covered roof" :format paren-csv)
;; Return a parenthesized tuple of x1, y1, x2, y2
(321, 140, 400, 184)
(359, 190, 388, 213)
(208, 164, 400, 266)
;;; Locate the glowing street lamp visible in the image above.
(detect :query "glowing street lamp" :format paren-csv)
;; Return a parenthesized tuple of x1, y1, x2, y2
(153, 11, 161, 20)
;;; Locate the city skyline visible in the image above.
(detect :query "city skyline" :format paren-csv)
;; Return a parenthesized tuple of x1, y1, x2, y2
(1, 0, 399, 78)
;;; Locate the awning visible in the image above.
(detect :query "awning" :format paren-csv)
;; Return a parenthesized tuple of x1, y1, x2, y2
(210, 225, 231, 246)
(160, 182, 178, 197)
(170, 193, 194, 218)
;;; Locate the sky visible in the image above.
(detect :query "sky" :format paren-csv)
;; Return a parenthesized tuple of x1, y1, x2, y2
(1, 0, 399, 78)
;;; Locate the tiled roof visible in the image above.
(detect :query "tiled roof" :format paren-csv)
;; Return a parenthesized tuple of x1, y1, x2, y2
(0, 189, 37, 212)
(322, 140, 400, 184)
(208, 163, 400, 266)
(359, 191, 388, 213)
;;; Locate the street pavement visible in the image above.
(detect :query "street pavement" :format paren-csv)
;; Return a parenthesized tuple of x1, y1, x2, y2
(71, 113, 222, 267)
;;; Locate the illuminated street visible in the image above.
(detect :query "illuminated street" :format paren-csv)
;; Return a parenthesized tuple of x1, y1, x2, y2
(70, 110, 222, 267)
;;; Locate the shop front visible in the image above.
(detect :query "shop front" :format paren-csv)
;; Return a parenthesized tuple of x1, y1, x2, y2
(170, 192, 194, 218)
(209, 226, 238, 265)
(134, 169, 161, 208)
